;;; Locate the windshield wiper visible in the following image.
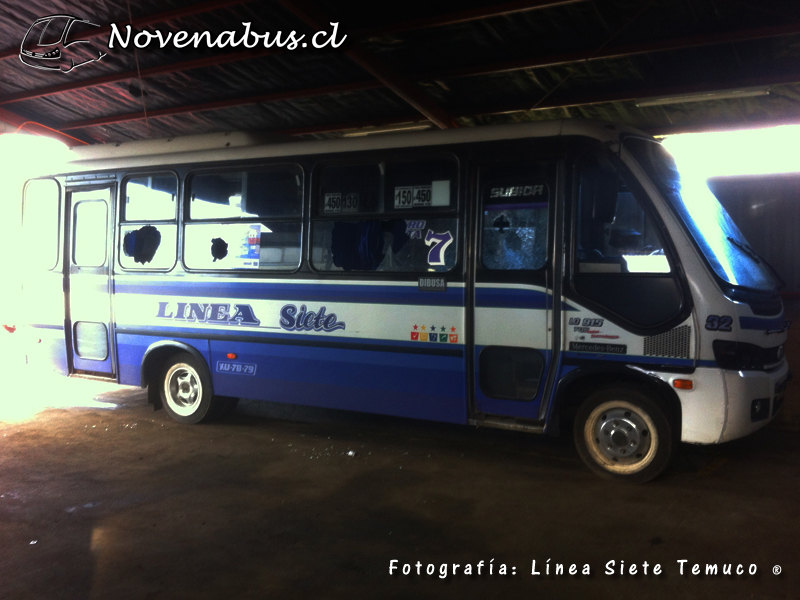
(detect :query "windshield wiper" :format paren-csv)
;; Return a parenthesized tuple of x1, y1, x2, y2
(726, 236, 786, 289)
(727, 236, 760, 263)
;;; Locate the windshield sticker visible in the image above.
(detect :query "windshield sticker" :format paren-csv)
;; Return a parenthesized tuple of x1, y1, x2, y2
(405, 220, 426, 239)
(424, 230, 453, 266)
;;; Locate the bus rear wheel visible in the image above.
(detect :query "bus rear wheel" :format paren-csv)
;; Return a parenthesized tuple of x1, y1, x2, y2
(160, 352, 217, 424)
(574, 386, 673, 483)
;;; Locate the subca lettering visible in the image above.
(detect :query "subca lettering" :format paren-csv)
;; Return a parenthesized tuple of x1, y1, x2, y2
(156, 301, 260, 326)
(280, 304, 346, 332)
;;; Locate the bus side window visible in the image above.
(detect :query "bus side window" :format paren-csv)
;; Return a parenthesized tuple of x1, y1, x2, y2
(481, 163, 551, 271)
(577, 154, 670, 274)
(23, 179, 60, 271)
(120, 174, 178, 270)
(573, 152, 685, 332)
(184, 166, 302, 271)
(312, 158, 458, 273)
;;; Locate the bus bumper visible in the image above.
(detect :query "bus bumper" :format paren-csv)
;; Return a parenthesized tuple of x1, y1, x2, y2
(665, 363, 789, 444)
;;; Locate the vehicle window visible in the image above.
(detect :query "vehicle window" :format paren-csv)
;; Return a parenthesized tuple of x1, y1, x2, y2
(576, 153, 670, 274)
(184, 222, 301, 270)
(39, 18, 69, 45)
(625, 137, 779, 291)
(190, 169, 301, 220)
(120, 174, 178, 270)
(123, 174, 177, 221)
(312, 158, 458, 273)
(74, 200, 107, 267)
(64, 20, 98, 44)
(23, 179, 60, 271)
(185, 166, 302, 271)
(481, 162, 552, 271)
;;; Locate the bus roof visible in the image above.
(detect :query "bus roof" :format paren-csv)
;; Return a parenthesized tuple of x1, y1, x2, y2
(61, 119, 647, 174)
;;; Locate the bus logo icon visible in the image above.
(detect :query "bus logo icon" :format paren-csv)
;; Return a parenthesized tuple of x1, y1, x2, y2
(20, 15, 106, 73)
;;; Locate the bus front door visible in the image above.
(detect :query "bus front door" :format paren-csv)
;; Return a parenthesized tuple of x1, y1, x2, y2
(472, 159, 559, 421)
(65, 185, 115, 377)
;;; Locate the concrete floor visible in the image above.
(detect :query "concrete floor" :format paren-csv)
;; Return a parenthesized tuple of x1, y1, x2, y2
(0, 365, 798, 600)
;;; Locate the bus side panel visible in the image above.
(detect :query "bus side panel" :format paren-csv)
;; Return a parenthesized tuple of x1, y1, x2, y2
(116, 333, 211, 387)
(209, 340, 468, 424)
(25, 325, 69, 376)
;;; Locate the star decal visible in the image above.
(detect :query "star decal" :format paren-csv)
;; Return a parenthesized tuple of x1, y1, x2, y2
(413, 324, 418, 330)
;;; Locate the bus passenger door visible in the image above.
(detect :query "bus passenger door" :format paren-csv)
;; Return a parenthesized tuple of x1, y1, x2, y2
(472, 159, 558, 421)
(66, 185, 115, 377)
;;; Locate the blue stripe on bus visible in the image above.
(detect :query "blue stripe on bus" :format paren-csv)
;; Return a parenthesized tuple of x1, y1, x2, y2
(115, 280, 576, 311)
(562, 351, 696, 367)
(474, 288, 577, 311)
(115, 324, 465, 356)
(739, 316, 786, 330)
(116, 333, 468, 425)
(115, 280, 465, 307)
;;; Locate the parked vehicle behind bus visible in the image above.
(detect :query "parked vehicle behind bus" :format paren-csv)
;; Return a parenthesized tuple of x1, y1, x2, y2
(18, 121, 790, 482)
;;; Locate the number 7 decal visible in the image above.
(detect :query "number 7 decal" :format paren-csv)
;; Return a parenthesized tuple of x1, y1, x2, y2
(424, 230, 453, 266)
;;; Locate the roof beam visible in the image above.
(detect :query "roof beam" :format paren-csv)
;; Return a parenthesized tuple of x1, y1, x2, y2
(58, 68, 800, 135)
(420, 21, 800, 80)
(58, 81, 382, 130)
(273, 0, 457, 129)
(454, 71, 800, 117)
(355, 0, 589, 37)
(0, 48, 284, 106)
(0, 107, 88, 146)
(0, 0, 253, 61)
(5, 16, 799, 110)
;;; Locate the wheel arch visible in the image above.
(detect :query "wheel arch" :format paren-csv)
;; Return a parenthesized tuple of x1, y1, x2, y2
(552, 363, 683, 440)
(141, 341, 211, 409)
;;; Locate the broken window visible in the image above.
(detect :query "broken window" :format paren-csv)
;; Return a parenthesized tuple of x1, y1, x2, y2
(312, 157, 458, 273)
(481, 162, 553, 271)
(184, 165, 303, 271)
(119, 173, 178, 270)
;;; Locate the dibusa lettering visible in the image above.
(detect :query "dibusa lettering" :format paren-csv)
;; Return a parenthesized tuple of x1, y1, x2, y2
(280, 304, 346, 332)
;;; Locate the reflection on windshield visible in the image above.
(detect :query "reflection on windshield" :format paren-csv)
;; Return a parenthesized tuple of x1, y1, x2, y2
(624, 137, 780, 292)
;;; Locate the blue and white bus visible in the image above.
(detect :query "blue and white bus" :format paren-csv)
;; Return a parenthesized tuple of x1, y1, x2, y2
(18, 120, 790, 482)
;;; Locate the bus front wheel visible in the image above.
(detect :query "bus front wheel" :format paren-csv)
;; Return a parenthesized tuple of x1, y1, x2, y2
(574, 386, 673, 483)
(160, 352, 218, 424)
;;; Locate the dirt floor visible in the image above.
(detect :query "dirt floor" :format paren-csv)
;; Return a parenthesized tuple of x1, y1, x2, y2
(0, 362, 797, 600)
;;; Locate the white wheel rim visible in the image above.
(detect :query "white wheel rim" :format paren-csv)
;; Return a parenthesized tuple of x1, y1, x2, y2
(583, 400, 659, 475)
(164, 363, 203, 417)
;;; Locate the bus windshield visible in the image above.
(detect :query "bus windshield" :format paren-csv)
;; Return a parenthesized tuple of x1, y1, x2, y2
(624, 137, 781, 292)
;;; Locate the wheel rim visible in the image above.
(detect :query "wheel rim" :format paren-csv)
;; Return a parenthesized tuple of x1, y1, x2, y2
(583, 400, 659, 475)
(164, 363, 203, 417)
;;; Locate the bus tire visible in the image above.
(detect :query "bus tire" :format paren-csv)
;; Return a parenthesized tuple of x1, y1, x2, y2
(574, 386, 672, 483)
(160, 352, 217, 424)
